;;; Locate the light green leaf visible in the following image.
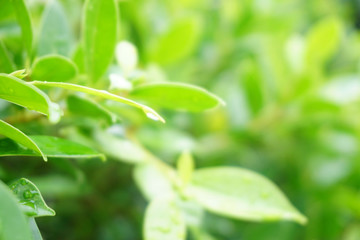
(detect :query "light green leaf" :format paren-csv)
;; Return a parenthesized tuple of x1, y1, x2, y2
(0, 74, 61, 123)
(188, 167, 307, 224)
(11, 0, 33, 57)
(37, 0, 74, 57)
(30, 81, 165, 123)
(144, 196, 186, 240)
(0, 40, 15, 73)
(10, 69, 27, 79)
(31, 55, 77, 82)
(305, 17, 341, 65)
(29, 218, 43, 240)
(67, 95, 116, 125)
(0, 120, 47, 161)
(0, 180, 33, 240)
(83, 0, 118, 81)
(130, 82, 225, 112)
(149, 17, 201, 65)
(0, 135, 105, 160)
(177, 151, 194, 186)
(9, 178, 55, 217)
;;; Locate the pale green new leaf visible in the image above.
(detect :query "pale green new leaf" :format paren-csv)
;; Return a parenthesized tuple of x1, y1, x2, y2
(0, 40, 15, 73)
(0, 180, 33, 240)
(0, 120, 47, 161)
(37, 0, 74, 57)
(130, 82, 225, 112)
(144, 196, 186, 240)
(0, 135, 105, 160)
(31, 81, 165, 122)
(83, 0, 118, 81)
(189, 167, 307, 224)
(11, 0, 33, 57)
(31, 55, 77, 82)
(149, 17, 201, 65)
(177, 151, 194, 186)
(0, 74, 61, 123)
(9, 178, 55, 217)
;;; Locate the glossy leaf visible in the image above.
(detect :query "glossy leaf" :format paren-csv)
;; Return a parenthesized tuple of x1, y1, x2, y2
(83, 0, 118, 81)
(0, 135, 105, 160)
(11, 0, 33, 57)
(0, 74, 61, 123)
(0, 120, 47, 161)
(144, 196, 186, 240)
(130, 82, 225, 112)
(31, 55, 77, 82)
(0, 180, 33, 240)
(0, 40, 15, 73)
(188, 167, 307, 224)
(149, 17, 201, 65)
(37, 0, 74, 56)
(67, 95, 116, 125)
(9, 178, 55, 217)
(31, 81, 165, 122)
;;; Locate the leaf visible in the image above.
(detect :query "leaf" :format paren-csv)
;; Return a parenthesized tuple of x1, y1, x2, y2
(129, 82, 225, 112)
(0, 120, 47, 161)
(144, 196, 186, 240)
(134, 163, 174, 200)
(0, 74, 61, 123)
(188, 167, 307, 224)
(0, 135, 105, 160)
(9, 178, 55, 217)
(31, 55, 77, 82)
(37, 0, 74, 57)
(11, 0, 33, 57)
(149, 17, 201, 65)
(305, 17, 341, 65)
(28, 218, 43, 240)
(83, 0, 118, 81)
(30, 81, 165, 123)
(177, 151, 194, 186)
(0, 40, 15, 73)
(0, 180, 33, 240)
(67, 95, 116, 125)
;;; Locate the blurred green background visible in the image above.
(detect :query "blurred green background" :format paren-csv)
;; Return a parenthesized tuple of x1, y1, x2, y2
(2, 0, 360, 239)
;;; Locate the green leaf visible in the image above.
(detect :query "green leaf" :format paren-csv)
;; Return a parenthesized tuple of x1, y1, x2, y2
(30, 81, 165, 123)
(0, 40, 15, 73)
(149, 17, 201, 65)
(144, 196, 186, 240)
(0, 74, 61, 123)
(37, 0, 74, 57)
(188, 167, 307, 224)
(11, 0, 33, 57)
(29, 218, 43, 240)
(0, 135, 105, 160)
(83, 0, 118, 81)
(9, 178, 55, 217)
(305, 17, 341, 65)
(129, 82, 225, 112)
(0, 180, 33, 240)
(177, 151, 194, 186)
(31, 55, 77, 82)
(0, 120, 47, 161)
(67, 95, 116, 125)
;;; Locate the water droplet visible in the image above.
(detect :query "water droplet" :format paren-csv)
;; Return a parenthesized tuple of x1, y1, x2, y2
(20, 179, 27, 185)
(23, 190, 33, 199)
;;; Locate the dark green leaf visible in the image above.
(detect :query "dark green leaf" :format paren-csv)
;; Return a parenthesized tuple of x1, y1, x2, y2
(0, 40, 15, 73)
(31, 55, 77, 82)
(0, 180, 33, 240)
(83, 0, 118, 81)
(37, 0, 74, 57)
(0, 135, 105, 160)
(144, 196, 186, 240)
(0, 74, 61, 123)
(130, 82, 225, 112)
(189, 167, 307, 224)
(0, 120, 47, 161)
(9, 178, 55, 217)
